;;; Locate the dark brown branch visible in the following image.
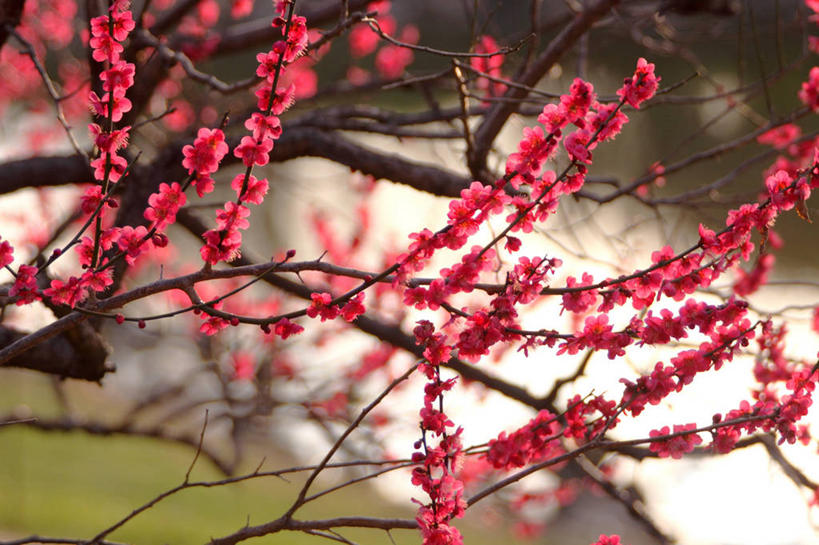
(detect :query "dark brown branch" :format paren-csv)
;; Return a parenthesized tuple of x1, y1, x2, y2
(0, 413, 233, 475)
(207, 516, 417, 545)
(268, 127, 472, 197)
(574, 457, 674, 545)
(0, 155, 93, 196)
(0, 537, 125, 545)
(0, 322, 110, 381)
(0, 0, 25, 50)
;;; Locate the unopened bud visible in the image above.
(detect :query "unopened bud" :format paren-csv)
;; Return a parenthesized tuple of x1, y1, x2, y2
(152, 233, 169, 247)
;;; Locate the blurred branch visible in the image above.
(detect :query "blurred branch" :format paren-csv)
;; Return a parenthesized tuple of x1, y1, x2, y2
(0, 155, 93, 196)
(0, 0, 24, 50)
(0, 412, 233, 475)
(207, 0, 371, 57)
(0, 322, 110, 381)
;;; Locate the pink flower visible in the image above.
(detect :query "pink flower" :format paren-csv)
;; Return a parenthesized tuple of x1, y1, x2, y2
(591, 536, 621, 545)
(200, 315, 229, 336)
(200, 228, 243, 264)
(231, 174, 269, 204)
(192, 173, 215, 197)
(617, 57, 660, 109)
(231, 0, 253, 17)
(256, 50, 282, 79)
(272, 317, 304, 339)
(471, 35, 506, 98)
(44, 276, 85, 307)
(340, 293, 366, 321)
(88, 88, 131, 122)
(182, 128, 228, 174)
(306, 292, 340, 321)
(144, 182, 187, 229)
(561, 78, 596, 125)
(81, 269, 113, 293)
(799, 67, 819, 111)
(283, 16, 309, 62)
(117, 225, 150, 265)
(506, 126, 557, 175)
(649, 423, 703, 458)
(244, 113, 282, 140)
(9, 265, 41, 305)
(100, 61, 135, 92)
(256, 82, 296, 114)
(231, 351, 256, 380)
(564, 129, 593, 163)
(233, 135, 274, 167)
(215, 202, 251, 231)
(90, 153, 128, 183)
(0, 237, 13, 268)
(89, 124, 130, 154)
(375, 44, 413, 79)
(757, 124, 801, 149)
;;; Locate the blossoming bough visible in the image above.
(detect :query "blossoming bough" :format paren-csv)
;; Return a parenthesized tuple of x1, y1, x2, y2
(0, 1, 817, 544)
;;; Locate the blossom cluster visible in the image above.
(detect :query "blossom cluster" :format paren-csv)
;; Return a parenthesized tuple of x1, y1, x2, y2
(470, 35, 507, 100)
(33, 0, 137, 307)
(347, 1, 419, 82)
(411, 321, 466, 545)
(199, 2, 306, 267)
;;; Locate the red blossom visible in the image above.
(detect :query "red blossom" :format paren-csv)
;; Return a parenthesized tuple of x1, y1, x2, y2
(9, 265, 40, 305)
(561, 78, 596, 125)
(272, 317, 304, 339)
(231, 174, 269, 205)
(182, 128, 228, 175)
(591, 536, 621, 545)
(0, 238, 13, 268)
(233, 135, 274, 167)
(117, 225, 150, 265)
(200, 314, 229, 336)
(43, 276, 85, 307)
(306, 292, 340, 321)
(617, 57, 660, 108)
(799, 66, 819, 111)
(649, 424, 703, 458)
(471, 35, 506, 98)
(230, 351, 256, 380)
(340, 292, 366, 321)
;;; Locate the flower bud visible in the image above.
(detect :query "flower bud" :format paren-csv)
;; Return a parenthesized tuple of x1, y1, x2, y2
(152, 233, 169, 247)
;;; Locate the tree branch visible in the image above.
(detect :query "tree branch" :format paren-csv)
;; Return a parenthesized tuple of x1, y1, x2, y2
(468, 0, 620, 178)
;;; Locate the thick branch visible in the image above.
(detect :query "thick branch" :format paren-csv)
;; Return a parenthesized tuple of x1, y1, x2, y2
(0, 155, 92, 196)
(0, 0, 25, 50)
(270, 127, 471, 197)
(0, 413, 232, 474)
(0, 322, 110, 380)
